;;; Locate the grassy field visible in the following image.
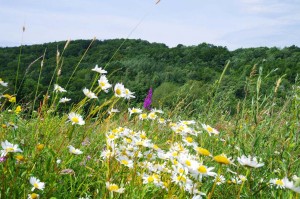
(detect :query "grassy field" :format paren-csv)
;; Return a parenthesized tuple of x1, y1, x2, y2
(0, 42, 300, 199)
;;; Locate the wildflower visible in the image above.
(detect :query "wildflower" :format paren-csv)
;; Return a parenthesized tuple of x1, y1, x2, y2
(124, 88, 135, 99)
(143, 87, 153, 110)
(1, 140, 23, 157)
(0, 156, 6, 163)
(116, 155, 134, 168)
(128, 107, 142, 116)
(192, 164, 216, 177)
(68, 112, 85, 125)
(36, 144, 45, 151)
(56, 159, 61, 164)
(106, 182, 125, 193)
(114, 83, 126, 97)
(54, 84, 66, 93)
(139, 113, 148, 120)
(9, 96, 16, 103)
(59, 97, 71, 103)
(158, 118, 166, 124)
(15, 105, 22, 114)
(68, 145, 83, 155)
(98, 75, 112, 92)
(202, 124, 219, 135)
(148, 112, 157, 120)
(270, 178, 285, 189)
(29, 177, 45, 191)
(91, 64, 107, 74)
(214, 175, 225, 185)
(237, 155, 264, 168)
(83, 88, 97, 99)
(213, 154, 233, 165)
(0, 78, 8, 87)
(270, 177, 300, 193)
(15, 154, 25, 162)
(194, 147, 211, 156)
(28, 193, 39, 199)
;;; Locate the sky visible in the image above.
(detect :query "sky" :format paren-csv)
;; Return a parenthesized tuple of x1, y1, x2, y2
(0, 0, 300, 50)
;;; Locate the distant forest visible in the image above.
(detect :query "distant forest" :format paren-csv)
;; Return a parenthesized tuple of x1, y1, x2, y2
(1, 39, 299, 115)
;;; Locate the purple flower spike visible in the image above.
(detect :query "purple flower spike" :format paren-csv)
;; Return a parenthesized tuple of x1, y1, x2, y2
(143, 87, 153, 111)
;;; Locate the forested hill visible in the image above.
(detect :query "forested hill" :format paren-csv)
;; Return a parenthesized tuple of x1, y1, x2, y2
(1, 39, 299, 114)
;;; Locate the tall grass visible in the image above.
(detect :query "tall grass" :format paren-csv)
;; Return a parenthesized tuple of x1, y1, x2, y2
(0, 40, 299, 199)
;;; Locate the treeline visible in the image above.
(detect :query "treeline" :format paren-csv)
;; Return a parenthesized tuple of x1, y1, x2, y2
(0, 39, 299, 115)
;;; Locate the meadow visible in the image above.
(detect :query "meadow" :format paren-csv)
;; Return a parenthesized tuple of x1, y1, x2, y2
(0, 40, 300, 199)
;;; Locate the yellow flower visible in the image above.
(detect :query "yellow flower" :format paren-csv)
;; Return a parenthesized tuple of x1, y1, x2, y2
(15, 106, 22, 114)
(15, 154, 25, 162)
(214, 154, 232, 165)
(9, 97, 16, 103)
(195, 147, 211, 156)
(36, 144, 45, 151)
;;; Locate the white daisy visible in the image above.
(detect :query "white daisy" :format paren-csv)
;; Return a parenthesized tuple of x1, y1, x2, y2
(91, 64, 107, 74)
(83, 88, 97, 99)
(68, 145, 83, 155)
(29, 177, 45, 191)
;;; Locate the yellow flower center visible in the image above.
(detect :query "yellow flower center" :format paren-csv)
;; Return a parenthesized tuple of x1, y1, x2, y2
(207, 126, 213, 132)
(34, 183, 39, 188)
(108, 184, 119, 191)
(186, 137, 193, 143)
(100, 82, 106, 87)
(71, 117, 79, 124)
(115, 89, 122, 95)
(177, 176, 186, 183)
(275, 179, 284, 186)
(148, 176, 154, 183)
(126, 138, 132, 143)
(198, 165, 207, 173)
(185, 160, 191, 166)
(6, 147, 14, 152)
(140, 134, 147, 139)
(214, 155, 231, 164)
(30, 193, 39, 199)
(179, 168, 185, 174)
(121, 160, 128, 165)
(108, 134, 115, 139)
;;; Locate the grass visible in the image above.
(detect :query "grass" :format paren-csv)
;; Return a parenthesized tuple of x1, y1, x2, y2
(0, 40, 300, 199)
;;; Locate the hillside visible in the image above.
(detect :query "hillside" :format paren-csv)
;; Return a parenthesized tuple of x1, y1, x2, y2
(1, 39, 299, 115)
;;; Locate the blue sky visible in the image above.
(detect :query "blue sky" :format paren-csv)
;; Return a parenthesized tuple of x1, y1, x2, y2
(0, 0, 299, 50)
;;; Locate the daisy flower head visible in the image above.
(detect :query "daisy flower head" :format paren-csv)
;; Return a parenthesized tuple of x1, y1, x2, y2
(83, 88, 97, 99)
(0, 78, 8, 87)
(29, 177, 45, 191)
(54, 84, 66, 93)
(106, 182, 125, 193)
(202, 124, 219, 136)
(28, 193, 39, 199)
(192, 164, 216, 177)
(128, 107, 142, 116)
(124, 88, 135, 99)
(114, 83, 125, 97)
(68, 112, 85, 125)
(139, 113, 148, 120)
(270, 177, 300, 193)
(215, 175, 226, 185)
(1, 140, 23, 157)
(59, 97, 71, 103)
(91, 64, 107, 74)
(237, 155, 264, 168)
(68, 145, 83, 155)
(213, 154, 233, 165)
(98, 75, 112, 92)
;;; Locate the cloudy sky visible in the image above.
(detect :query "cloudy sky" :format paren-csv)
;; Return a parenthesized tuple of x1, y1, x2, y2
(0, 0, 299, 50)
